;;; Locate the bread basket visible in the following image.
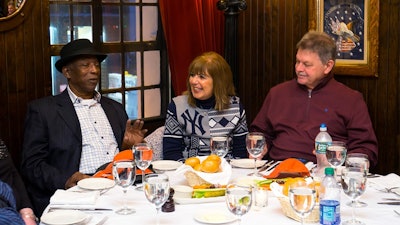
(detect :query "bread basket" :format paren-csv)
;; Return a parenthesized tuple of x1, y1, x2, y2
(277, 197, 319, 223)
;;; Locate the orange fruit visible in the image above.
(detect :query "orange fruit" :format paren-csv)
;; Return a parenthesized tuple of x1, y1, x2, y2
(206, 154, 221, 165)
(193, 163, 202, 171)
(185, 157, 200, 168)
(201, 159, 220, 173)
(283, 177, 305, 196)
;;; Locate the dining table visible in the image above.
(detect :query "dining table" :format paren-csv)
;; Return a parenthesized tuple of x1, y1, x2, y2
(39, 161, 400, 225)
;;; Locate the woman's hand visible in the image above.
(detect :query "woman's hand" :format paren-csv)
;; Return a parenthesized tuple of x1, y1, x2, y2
(19, 208, 38, 225)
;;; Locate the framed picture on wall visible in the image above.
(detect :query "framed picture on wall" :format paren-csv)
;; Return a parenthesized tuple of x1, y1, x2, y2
(308, 0, 379, 77)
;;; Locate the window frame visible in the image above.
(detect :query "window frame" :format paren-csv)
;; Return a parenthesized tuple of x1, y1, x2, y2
(48, 0, 169, 122)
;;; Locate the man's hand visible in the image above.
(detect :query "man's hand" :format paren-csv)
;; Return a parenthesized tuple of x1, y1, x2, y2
(65, 172, 90, 189)
(122, 119, 148, 150)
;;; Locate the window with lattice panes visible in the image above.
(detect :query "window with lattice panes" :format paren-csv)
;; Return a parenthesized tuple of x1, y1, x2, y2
(49, 0, 168, 120)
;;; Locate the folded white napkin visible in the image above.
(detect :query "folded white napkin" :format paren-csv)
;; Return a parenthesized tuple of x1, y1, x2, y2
(368, 173, 400, 194)
(50, 189, 100, 205)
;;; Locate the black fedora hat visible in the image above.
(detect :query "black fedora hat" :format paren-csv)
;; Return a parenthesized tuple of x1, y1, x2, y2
(55, 39, 107, 72)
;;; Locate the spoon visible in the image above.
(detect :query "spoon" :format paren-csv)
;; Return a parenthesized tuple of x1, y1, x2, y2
(394, 210, 400, 216)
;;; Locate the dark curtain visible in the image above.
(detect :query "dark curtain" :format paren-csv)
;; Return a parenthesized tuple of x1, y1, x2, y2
(159, 0, 225, 96)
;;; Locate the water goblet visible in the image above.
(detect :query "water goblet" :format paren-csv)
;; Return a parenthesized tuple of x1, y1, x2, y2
(288, 180, 317, 225)
(134, 143, 153, 190)
(143, 174, 170, 225)
(246, 132, 265, 177)
(210, 136, 229, 158)
(345, 153, 369, 207)
(225, 183, 252, 225)
(112, 160, 136, 215)
(326, 141, 347, 178)
(341, 167, 367, 225)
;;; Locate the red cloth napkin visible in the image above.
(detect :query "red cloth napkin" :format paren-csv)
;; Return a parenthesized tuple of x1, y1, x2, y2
(264, 158, 310, 179)
(93, 150, 153, 179)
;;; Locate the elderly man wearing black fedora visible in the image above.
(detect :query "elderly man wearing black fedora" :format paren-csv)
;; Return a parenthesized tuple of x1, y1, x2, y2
(20, 39, 147, 216)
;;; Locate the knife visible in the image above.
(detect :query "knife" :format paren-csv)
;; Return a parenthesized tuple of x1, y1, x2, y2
(49, 207, 113, 211)
(377, 202, 400, 205)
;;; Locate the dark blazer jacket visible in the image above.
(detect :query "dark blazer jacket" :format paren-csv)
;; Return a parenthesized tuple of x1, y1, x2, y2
(21, 90, 128, 216)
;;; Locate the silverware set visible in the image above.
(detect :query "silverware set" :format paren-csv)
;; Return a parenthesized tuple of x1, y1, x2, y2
(247, 160, 281, 176)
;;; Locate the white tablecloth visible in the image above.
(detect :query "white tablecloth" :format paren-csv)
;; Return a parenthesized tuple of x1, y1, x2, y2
(40, 168, 400, 225)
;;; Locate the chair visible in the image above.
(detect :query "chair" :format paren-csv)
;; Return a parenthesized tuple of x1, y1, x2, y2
(144, 126, 165, 161)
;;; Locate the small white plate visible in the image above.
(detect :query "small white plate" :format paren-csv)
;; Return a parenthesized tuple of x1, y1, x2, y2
(77, 177, 115, 190)
(194, 209, 236, 224)
(174, 196, 225, 204)
(41, 210, 88, 225)
(152, 160, 182, 171)
(230, 159, 266, 169)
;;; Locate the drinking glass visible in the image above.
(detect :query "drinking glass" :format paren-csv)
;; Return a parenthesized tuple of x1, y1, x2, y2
(210, 136, 229, 158)
(225, 183, 252, 225)
(345, 153, 369, 207)
(143, 173, 170, 225)
(112, 160, 136, 215)
(134, 143, 153, 190)
(288, 180, 317, 225)
(326, 141, 347, 178)
(246, 132, 265, 177)
(341, 167, 367, 225)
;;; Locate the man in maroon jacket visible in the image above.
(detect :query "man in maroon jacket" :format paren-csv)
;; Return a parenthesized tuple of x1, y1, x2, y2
(250, 31, 378, 168)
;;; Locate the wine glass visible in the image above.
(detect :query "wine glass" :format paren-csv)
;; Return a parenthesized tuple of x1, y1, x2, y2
(326, 141, 347, 178)
(112, 160, 136, 215)
(225, 183, 252, 225)
(288, 180, 317, 225)
(345, 153, 369, 207)
(134, 143, 153, 190)
(210, 136, 229, 158)
(143, 174, 170, 225)
(246, 132, 265, 177)
(341, 166, 367, 225)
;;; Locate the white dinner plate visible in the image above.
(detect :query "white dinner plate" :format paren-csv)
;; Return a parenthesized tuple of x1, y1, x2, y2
(174, 196, 225, 205)
(41, 210, 88, 225)
(152, 160, 182, 171)
(194, 209, 237, 224)
(77, 177, 115, 190)
(230, 159, 267, 169)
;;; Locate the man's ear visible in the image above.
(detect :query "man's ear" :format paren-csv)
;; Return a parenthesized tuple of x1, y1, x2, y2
(62, 66, 70, 79)
(324, 59, 335, 74)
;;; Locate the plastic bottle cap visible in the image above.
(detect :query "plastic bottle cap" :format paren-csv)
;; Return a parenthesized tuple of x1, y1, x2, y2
(324, 167, 334, 175)
(320, 123, 327, 131)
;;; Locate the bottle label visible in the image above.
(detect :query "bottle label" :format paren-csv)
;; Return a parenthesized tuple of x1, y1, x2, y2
(319, 200, 340, 225)
(315, 142, 330, 154)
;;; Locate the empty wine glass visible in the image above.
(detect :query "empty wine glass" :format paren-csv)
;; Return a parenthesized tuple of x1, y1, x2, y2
(225, 183, 252, 225)
(326, 141, 347, 178)
(112, 160, 136, 215)
(210, 136, 229, 158)
(134, 143, 153, 190)
(341, 166, 367, 225)
(246, 132, 265, 177)
(143, 174, 170, 225)
(288, 180, 317, 225)
(345, 153, 369, 207)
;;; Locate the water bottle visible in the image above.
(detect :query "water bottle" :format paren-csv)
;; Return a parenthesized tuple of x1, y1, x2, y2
(319, 167, 341, 225)
(315, 123, 332, 175)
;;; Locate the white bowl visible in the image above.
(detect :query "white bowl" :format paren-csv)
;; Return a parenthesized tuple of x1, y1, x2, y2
(172, 185, 193, 198)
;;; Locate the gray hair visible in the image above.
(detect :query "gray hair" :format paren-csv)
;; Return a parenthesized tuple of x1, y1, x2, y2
(296, 31, 336, 64)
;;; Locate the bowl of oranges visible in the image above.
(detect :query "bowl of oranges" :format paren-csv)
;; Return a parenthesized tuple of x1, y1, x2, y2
(176, 155, 232, 186)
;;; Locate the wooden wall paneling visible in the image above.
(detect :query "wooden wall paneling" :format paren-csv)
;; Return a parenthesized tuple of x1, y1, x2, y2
(238, 0, 400, 175)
